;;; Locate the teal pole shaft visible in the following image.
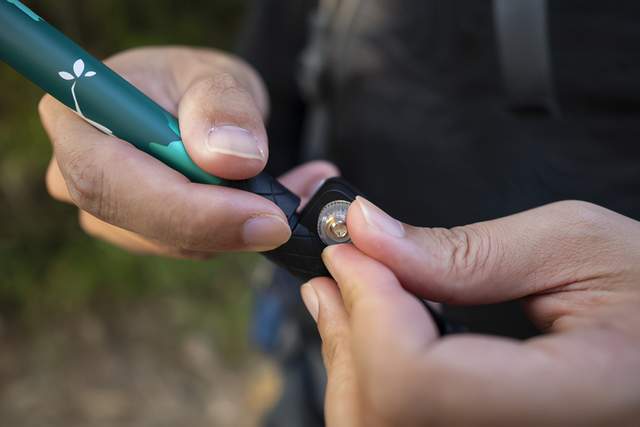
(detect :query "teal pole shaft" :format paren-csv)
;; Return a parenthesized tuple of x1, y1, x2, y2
(0, 0, 224, 185)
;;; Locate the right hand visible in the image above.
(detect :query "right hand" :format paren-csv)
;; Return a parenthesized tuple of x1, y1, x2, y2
(308, 199, 640, 427)
(39, 46, 337, 258)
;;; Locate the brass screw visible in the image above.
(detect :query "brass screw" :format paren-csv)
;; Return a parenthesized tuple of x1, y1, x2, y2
(327, 216, 348, 240)
(317, 200, 352, 245)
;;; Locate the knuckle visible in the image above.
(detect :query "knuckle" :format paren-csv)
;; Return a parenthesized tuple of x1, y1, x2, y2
(556, 200, 607, 228)
(184, 71, 264, 131)
(205, 72, 257, 112)
(63, 150, 109, 217)
(551, 200, 616, 247)
(205, 72, 244, 96)
(428, 225, 499, 297)
(186, 73, 259, 125)
(550, 201, 626, 263)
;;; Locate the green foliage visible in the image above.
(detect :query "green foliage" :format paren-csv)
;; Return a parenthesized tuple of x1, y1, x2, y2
(0, 0, 257, 356)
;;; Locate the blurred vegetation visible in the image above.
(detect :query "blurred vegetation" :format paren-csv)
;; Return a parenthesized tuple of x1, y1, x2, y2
(0, 0, 259, 359)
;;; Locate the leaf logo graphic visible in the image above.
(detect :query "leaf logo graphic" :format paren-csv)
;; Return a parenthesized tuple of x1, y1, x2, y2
(58, 59, 96, 81)
(58, 59, 112, 135)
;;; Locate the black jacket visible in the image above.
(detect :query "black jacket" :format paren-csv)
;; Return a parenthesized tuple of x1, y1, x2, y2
(240, 0, 640, 337)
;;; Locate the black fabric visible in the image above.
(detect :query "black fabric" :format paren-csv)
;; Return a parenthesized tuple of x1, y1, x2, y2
(239, 0, 640, 337)
(494, 0, 557, 112)
(237, 0, 316, 176)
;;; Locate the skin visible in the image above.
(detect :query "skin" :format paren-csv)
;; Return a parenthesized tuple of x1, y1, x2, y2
(304, 198, 640, 427)
(39, 46, 339, 258)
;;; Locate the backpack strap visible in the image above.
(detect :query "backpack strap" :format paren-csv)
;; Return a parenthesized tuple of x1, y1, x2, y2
(298, 0, 364, 160)
(297, 0, 342, 161)
(494, 0, 559, 114)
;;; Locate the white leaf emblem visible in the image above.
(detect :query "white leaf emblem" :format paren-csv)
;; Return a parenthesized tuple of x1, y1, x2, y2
(56, 58, 112, 135)
(73, 59, 85, 78)
(58, 71, 75, 80)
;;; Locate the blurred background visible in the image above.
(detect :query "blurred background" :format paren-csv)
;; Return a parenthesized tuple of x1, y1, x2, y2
(0, 1, 282, 426)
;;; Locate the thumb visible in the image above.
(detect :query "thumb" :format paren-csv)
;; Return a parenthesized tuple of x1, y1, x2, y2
(347, 197, 638, 305)
(177, 52, 270, 180)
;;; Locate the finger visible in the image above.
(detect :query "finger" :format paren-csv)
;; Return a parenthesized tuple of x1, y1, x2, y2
(50, 156, 214, 259)
(302, 278, 359, 427)
(302, 278, 351, 371)
(172, 48, 270, 180)
(322, 245, 439, 424)
(51, 150, 332, 257)
(46, 157, 72, 203)
(50, 156, 211, 258)
(347, 197, 640, 305)
(79, 211, 212, 259)
(39, 95, 290, 253)
(51, 156, 336, 254)
(322, 244, 438, 355)
(278, 161, 340, 208)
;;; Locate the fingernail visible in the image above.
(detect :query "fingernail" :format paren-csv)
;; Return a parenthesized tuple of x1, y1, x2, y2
(242, 215, 291, 250)
(206, 125, 265, 161)
(355, 196, 405, 238)
(300, 283, 319, 322)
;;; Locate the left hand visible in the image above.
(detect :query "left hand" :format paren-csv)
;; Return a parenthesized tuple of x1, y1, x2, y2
(301, 198, 640, 427)
(40, 47, 339, 258)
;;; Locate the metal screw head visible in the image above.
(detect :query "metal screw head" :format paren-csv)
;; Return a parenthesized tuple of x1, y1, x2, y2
(329, 219, 348, 239)
(318, 200, 352, 245)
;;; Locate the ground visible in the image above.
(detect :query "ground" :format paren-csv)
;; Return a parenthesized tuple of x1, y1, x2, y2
(0, 298, 281, 427)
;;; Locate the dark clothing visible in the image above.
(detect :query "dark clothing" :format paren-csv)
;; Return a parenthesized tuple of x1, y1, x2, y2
(239, 0, 640, 424)
(327, 0, 640, 225)
(242, 0, 640, 216)
(242, 0, 640, 333)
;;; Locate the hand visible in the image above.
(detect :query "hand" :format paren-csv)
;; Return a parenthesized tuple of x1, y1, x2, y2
(39, 46, 338, 258)
(302, 198, 640, 427)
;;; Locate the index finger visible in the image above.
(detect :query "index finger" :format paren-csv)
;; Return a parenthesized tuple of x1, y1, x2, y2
(39, 94, 290, 252)
(322, 244, 438, 353)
